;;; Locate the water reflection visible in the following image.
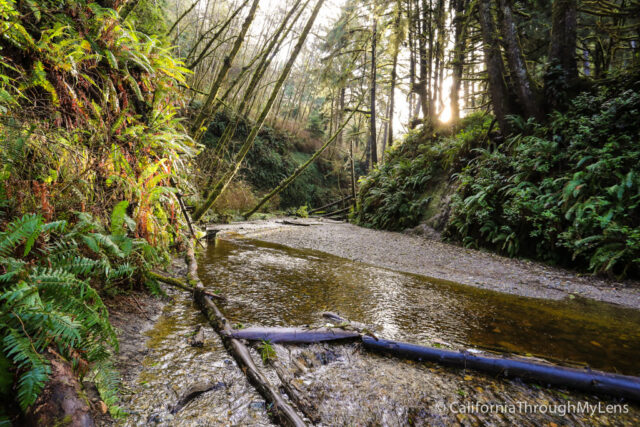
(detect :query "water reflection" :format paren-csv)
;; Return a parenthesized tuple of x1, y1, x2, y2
(200, 238, 640, 375)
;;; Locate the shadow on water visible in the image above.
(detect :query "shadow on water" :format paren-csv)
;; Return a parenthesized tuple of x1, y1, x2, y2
(200, 238, 640, 376)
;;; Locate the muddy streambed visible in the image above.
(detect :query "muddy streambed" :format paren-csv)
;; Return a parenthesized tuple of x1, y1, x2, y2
(116, 237, 640, 425)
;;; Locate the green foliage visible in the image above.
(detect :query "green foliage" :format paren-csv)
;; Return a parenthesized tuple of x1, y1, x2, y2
(201, 111, 340, 210)
(294, 205, 309, 218)
(446, 85, 640, 277)
(0, 0, 194, 419)
(0, 206, 163, 411)
(355, 114, 493, 230)
(0, 0, 197, 246)
(257, 340, 276, 364)
(306, 110, 325, 137)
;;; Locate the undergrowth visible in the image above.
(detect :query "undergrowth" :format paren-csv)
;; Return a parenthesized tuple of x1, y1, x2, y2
(355, 113, 493, 230)
(199, 110, 342, 210)
(447, 81, 640, 277)
(356, 77, 640, 278)
(0, 204, 165, 416)
(1, 0, 194, 419)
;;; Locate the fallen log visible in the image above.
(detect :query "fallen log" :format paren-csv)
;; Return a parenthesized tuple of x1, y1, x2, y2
(228, 327, 360, 343)
(271, 356, 320, 423)
(170, 380, 225, 414)
(319, 206, 350, 218)
(195, 291, 306, 426)
(308, 195, 353, 214)
(146, 270, 225, 300)
(184, 239, 306, 427)
(25, 349, 95, 426)
(362, 336, 640, 402)
(279, 220, 316, 226)
(231, 317, 640, 402)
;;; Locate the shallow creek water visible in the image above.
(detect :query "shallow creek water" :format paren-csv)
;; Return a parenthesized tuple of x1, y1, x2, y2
(119, 237, 640, 425)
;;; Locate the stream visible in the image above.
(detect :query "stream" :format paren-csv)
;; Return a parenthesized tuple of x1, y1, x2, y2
(117, 236, 640, 425)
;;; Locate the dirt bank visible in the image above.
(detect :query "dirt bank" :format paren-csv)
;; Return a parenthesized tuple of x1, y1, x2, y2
(211, 218, 640, 309)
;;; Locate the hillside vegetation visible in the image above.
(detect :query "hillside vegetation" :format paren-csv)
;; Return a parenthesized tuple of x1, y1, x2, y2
(1, 0, 194, 419)
(197, 111, 349, 216)
(356, 76, 640, 277)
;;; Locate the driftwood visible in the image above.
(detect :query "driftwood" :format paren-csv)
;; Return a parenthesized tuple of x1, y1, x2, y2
(195, 290, 306, 426)
(271, 357, 320, 423)
(319, 206, 350, 218)
(279, 220, 312, 226)
(308, 195, 353, 215)
(362, 336, 640, 402)
(228, 327, 360, 343)
(184, 240, 306, 426)
(170, 380, 225, 414)
(146, 270, 225, 300)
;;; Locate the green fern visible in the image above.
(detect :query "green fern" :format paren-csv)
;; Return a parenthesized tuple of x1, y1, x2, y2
(0, 207, 160, 411)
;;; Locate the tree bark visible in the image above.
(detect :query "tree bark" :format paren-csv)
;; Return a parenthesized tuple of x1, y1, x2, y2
(387, 0, 401, 147)
(546, 0, 578, 108)
(369, 16, 378, 168)
(187, 0, 250, 70)
(477, 0, 511, 132)
(450, 0, 467, 122)
(177, 239, 306, 426)
(498, 0, 540, 119)
(25, 349, 94, 427)
(363, 336, 640, 402)
(191, 279, 306, 426)
(228, 327, 360, 343)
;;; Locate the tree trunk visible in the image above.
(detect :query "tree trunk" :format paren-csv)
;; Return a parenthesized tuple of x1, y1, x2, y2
(546, 0, 577, 108)
(204, 0, 305, 176)
(337, 87, 346, 147)
(363, 336, 640, 402)
(243, 107, 357, 218)
(25, 349, 94, 427)
(190, 0, 260, 139)
(189, 262, 306, 425)
(450, 0, 467, 122)
(477, 0, 511, 132)
(192, 0, 326, 222)
(387, 0, 401, 147)
(498, 0, 540, 119)
(350, 138, 356, 203)
(417, 0, 431, 120)
(369, 16, 378, 168)
(187, 0, 250, 70)
(228, 327, 360, 343)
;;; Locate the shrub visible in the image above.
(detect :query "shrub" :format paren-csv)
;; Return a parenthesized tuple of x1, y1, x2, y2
(446, 86, 640, 277)
(355, 113, 492, 230)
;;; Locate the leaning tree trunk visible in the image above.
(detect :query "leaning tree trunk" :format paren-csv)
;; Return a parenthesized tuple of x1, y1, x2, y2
(192, 0, 326, 222)
(190, 0, 260, 139)
(478, 0, 511, 133)
(199, 0, 306, 189)
(243, 107, 358, 218)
